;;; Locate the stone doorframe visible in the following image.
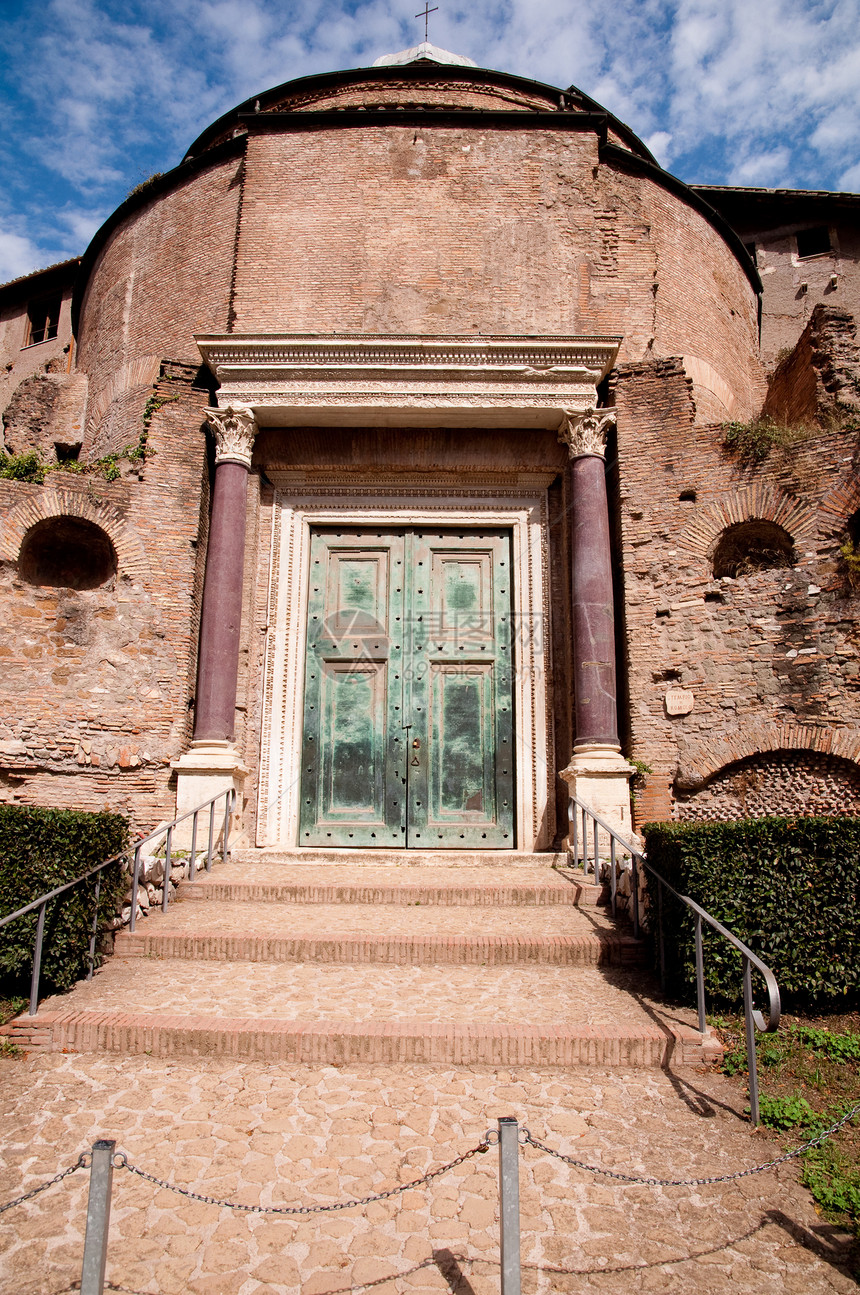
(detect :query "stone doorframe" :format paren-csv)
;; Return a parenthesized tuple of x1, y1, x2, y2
(258, 484, 554, 851)
(182, 331, 633, 844)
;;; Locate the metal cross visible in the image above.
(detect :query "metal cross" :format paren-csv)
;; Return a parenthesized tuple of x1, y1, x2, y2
(416, 2, 438, 42)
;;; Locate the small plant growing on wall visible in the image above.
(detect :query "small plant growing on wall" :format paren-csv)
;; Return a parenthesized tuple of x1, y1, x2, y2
(721, 416, 811, 466)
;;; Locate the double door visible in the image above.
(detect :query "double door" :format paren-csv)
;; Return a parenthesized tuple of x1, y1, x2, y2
(299, 527, 514, 847)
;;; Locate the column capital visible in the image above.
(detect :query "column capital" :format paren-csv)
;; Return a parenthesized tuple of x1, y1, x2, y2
(205, 404, 258, 468)
(557, 406, 617, 460)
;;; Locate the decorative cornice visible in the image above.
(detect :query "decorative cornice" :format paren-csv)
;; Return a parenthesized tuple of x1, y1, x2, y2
(196, 333, 621, 431)
(557, 406, 617, 459)
(206, 405, 258, 467)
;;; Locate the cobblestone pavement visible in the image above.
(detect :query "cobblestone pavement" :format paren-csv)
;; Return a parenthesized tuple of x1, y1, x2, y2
(0, 1052, 855, 1294)
(36, 958, 695, 1030)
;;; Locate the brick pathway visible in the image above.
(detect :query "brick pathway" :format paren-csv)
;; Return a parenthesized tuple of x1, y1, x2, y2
(0, 1052, 855, 1294)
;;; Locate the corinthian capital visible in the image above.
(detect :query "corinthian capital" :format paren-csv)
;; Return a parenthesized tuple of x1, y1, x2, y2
(557, 406, 617, 460)
(205, 405, 258, 468)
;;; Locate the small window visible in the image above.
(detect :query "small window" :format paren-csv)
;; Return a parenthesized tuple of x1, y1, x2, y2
(25, 295, 61, 346)
(712, 520, 795, 579)
(18, 517, 117, 590)
(796, 226, 832, 259)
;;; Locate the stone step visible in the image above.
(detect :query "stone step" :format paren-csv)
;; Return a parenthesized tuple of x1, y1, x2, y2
(5, 958, 717, 1068)
(230, 849, 570, 868)
(113, 916, 642, 968)
(5, 1010, 714, 1068)
(177, 863, 608, 907)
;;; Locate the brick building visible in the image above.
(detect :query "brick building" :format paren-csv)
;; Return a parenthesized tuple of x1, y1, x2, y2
(1, 45, 858, 847)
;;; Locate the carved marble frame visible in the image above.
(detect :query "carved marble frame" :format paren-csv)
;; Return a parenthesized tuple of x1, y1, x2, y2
(258, 482, 554, 852)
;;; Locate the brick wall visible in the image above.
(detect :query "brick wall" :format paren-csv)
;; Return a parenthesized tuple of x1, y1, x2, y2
(0, 362, 212, 830)
(613, 339, 860, 824)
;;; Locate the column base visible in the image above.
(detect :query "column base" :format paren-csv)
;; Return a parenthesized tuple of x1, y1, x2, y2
(172, 741, 247, 848)
(559, 744, 637, 850)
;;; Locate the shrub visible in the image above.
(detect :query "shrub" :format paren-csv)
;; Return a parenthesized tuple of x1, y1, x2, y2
(642, 817, 860, 1007)
(0, 806, 128, 996)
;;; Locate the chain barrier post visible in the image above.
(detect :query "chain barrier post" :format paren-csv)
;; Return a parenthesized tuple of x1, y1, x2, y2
(497, 1118, 521, 1295)
(80, 1139, 115, 1295)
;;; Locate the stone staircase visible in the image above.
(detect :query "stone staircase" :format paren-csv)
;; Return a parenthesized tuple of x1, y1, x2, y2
(6, 853, 718, 1067)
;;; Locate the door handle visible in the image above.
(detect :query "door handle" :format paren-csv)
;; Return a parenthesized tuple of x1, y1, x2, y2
(411, 738, 421, 767)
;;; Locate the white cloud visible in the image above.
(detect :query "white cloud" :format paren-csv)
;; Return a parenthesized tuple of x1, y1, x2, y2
(0, 228, 66, 284)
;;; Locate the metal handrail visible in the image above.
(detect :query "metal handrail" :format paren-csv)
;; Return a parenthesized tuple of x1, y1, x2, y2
(0, 787, 236, 1018)
(568, 794, 781, 1125)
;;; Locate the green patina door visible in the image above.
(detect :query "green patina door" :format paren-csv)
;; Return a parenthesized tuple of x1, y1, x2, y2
(299, 527, 514, 848)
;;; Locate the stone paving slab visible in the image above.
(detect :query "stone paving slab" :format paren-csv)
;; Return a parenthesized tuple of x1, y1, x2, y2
(0, 1053, 854, 1294)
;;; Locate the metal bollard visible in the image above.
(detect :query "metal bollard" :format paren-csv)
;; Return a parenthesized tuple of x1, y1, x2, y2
(80, 1139, 115, 1295)
(497, 1117, 521, 1295)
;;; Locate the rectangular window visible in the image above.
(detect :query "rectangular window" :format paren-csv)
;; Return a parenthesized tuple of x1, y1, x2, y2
(795, 226, 832, 259)
(25, 295, 61, 345)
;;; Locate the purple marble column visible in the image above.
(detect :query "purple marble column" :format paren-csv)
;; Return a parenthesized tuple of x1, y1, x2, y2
(193, 406, 257, 742)
(559, 408, 619, 749)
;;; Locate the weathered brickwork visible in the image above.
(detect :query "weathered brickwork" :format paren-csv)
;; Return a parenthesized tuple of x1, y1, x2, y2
(675, 749, 860, 820)
(613, 331, 860, 827)
(0, 363, 212, 829)
(75, 157, 241, 456)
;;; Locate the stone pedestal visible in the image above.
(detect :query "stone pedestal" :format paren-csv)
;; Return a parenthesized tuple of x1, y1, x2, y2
(560, 743, 636, 847)
(172, 740, 247, 847)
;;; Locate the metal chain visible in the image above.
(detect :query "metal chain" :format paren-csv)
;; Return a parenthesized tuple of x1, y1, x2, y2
(0, 1152, 91, 1216)
(114, 1135, 493, 1215)
(522, 1101, 860, 1188)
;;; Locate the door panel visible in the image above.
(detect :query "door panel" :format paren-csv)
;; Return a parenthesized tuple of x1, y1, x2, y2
(300, 527, 514, 848)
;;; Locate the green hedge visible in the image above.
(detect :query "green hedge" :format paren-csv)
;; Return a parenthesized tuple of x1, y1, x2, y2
(642, 817, 860, 1007)
(0, 806, 129, 995)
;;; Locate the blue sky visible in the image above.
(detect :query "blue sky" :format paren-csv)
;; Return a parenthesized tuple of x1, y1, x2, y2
(1, 0, 859, 283)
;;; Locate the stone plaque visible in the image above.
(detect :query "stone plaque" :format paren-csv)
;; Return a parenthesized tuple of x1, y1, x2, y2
(665, 688, 694, 716)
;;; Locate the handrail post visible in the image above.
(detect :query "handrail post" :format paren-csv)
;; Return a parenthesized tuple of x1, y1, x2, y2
(222, 789, 232, 861)
(592, 816, 598, 882)
(744, 957, 761, 1126)
(206, 799, 216, 871)
(80, 1138, 115, 1294)
(570, 801, 578, 864)
(581, 807, 588, 875)
(694, 912, 706, 1034)
(29, 901, 47, 1016)
(161, 825, 173, 912)
(657, 880, 666, 992)
(129, 846, 142, 934)
(498, 1117, 521, 1295)
(188, 811, 199, 881)
(609, 836, 617, 917)
(631, 852, 640, 938)
(87, 872, 102, 981)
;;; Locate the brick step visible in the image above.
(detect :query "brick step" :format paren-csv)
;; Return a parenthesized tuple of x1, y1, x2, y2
(116, 928, 645, 968)
(177, 864, 608, 907)
(3, 1010, 717, 1068)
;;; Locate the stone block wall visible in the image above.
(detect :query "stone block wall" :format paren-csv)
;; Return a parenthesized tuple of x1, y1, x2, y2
(613, 321, 860, 826)
(0, 361, 212, 830)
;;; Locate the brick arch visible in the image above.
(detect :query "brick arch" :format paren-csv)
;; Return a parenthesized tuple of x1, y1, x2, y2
(0, 489, 149, 585)
(677, 721, 860, 790)
(819, 474, 860, 540)
(678, 484, 817, 561)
